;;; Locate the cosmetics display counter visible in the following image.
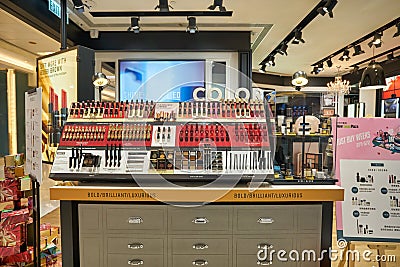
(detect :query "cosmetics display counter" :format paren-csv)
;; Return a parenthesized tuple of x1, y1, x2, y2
(49, 100, 344, 267)
(50, 184, 343, 267)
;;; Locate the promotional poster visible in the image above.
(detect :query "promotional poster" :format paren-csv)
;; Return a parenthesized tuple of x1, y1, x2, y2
(333, 117, 400, 241)
(38, 49, 78, 162)
(25, 88, 43, 184)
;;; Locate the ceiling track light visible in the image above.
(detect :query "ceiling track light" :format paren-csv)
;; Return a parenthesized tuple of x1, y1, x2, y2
(339, 49, 350, 61)
(351, 65, 359, 74)
(187, 17, 198, 34)
(387, 52, 395, 61)
(326, 58, 333, 68)
(368, 32, 383, 48)
(317, 62, 324, 72)
(127, 17, 140, 33)
(393, 22, 400, 38)
(292, 29, 305, 44)
(264, 55, 276, 67)
(208, 0, 227, 12)
(72, 0, 85, 12)
(277, 43, 288, 56)
(311, 66, 320, 75)
(352, 44, 365, 56)
(317, 0, 338, 18)
(155, 0, 172, 12)
(311, 18, 399, 70)
(259, 64, 267, 73)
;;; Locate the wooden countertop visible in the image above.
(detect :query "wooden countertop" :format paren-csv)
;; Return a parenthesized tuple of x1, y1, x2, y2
(50, 185, 344, 202)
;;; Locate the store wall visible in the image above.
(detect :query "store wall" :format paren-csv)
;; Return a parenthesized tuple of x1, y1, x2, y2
(0, 70, 9, 156)
(15, 71, 30, 154)
(96, 51, 239, 100)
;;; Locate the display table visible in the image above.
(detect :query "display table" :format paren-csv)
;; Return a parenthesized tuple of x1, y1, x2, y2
(50, 185, 343, 267)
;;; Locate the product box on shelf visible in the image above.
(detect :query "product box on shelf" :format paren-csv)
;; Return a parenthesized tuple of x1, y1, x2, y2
(0, 224, 22, 247)
(3, 154, 25, 168)
(0, 202, 14, 212)
(0, 248, 32, 265)
(0, 180, 19, 203)
(0, 246, 20, 258)
(0, 208, 30, 226)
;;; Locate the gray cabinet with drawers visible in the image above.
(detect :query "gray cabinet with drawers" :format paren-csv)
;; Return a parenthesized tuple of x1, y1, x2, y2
(78, 204, 322, 267)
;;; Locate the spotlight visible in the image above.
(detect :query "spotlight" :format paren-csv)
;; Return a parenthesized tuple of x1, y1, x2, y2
(387, 52, 394, 61)
(265, 55, 275, 67)
(317, 0, 338, 18)
(277, 43, 288, 56)
(72, 0, 84, 12)
(259, 64, 267, 73)
(368, 32, 382, 48)
(393, 22, 400, 38)
(127, 17, 140, 33)
(326, 58, 333, 68)
(292, 29, 305, 44)
(208, 0, 226, 12)
(311, 66, 320, 75)
(339, 49, 350, 61)
(155, 0, 171, 12)
(351, 65, 359, 74)
(317, 62, 324, 72)
(352, 45, 365, 56)
(187, 17, 198, 34)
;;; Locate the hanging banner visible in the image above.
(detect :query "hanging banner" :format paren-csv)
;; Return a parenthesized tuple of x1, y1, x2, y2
(37, 48, 78, 163)
(333, 117, 400, 242)
(25, 88, 43, 184)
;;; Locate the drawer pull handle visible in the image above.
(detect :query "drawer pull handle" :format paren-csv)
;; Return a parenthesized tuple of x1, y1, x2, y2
(128, 259, 143, 266)
(192, 217, 209, 224)
(128, 217, 143, 224)
(192, 260, 208, 266)
(257, 217, 274, 224)
(257, 260, 272, 266)
(193, 243, 209, 250)
(257, 243, 273, 249)
(128, 243, 144, 250)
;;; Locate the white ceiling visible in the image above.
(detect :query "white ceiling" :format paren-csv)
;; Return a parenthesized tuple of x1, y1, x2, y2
(0, 0, 399, 77)
(0, 9, 60, 56)
(74, 0, 400, 77)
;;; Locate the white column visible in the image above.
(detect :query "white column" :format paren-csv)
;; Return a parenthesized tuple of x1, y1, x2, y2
(359, 89, 376, 117)
(7, 69, 17, 154)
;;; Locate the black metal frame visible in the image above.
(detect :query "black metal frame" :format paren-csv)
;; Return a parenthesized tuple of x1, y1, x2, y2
(30, 175, 41, 267)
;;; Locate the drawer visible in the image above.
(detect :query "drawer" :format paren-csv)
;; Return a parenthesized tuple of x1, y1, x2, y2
(107, 254, 163, 267)
(171, 236, 230, 255)
(80, 235, 103, 267)
(79, 204, 102, 233)
(237, 255, 293, 267)
(169, 206, 231, 233)
(296, 205, 322, 233)
(235, 237, 293, 255)
(107, 237, 164, 255)
(172, 255, 229, 267)
(105, 205, 166, 232)
(235, 206, 294, 233)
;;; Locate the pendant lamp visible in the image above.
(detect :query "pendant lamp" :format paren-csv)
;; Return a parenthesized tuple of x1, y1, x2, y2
(359, 60, 386, 90)
(291, 70, 308, 91)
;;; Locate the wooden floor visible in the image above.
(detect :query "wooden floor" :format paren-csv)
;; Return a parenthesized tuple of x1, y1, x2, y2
(41, 207, 400, 267)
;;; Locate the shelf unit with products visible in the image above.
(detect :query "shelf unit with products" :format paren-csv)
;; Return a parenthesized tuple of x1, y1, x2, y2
(49, 99, 274, 183)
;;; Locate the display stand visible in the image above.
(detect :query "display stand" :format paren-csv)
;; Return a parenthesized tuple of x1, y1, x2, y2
(30, 174, 41, 267)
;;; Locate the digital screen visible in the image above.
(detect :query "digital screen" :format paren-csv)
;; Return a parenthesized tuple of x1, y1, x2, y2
(383, 98, 398, 114)
(119, 60, 205, 102)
